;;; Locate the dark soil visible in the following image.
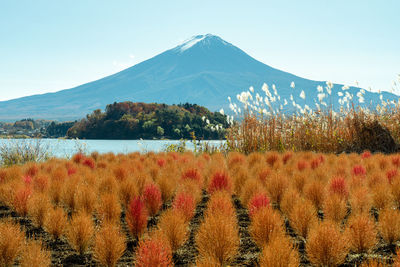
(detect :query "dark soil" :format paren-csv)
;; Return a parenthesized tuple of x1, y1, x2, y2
(173, 190, 209, 266)
(231, 195, 259, 267)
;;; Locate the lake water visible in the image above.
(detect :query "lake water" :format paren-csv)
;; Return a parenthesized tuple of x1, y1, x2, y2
(0, 138, 225, 158)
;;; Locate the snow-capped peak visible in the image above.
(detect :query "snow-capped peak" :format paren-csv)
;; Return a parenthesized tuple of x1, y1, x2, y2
(180, 35, 207, 52)
(175, 34, 228, 52)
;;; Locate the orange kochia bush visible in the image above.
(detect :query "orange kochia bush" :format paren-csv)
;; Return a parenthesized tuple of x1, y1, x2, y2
(2, 151, 400, 266)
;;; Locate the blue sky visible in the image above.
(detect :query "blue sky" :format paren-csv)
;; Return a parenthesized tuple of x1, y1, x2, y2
(0, 0, 399, 101)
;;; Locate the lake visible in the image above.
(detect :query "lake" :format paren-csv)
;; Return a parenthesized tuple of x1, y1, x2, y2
(0, 138, 226, 158)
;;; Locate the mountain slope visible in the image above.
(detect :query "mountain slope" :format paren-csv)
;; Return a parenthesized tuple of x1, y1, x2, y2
(0, 34, 397, 121)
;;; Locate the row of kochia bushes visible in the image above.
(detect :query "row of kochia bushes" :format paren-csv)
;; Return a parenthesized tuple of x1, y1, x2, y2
(3, 151, 400, 265)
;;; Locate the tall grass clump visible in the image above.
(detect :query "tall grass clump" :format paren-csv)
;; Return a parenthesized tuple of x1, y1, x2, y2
(0, 138, 52, 166)
(156, 209, 188, 252)
(306, 221, 349, 266)
(258, 235, 300, 267)
(93, 224, 126, 267)
(66, 212, 94, 255)
(20, 240, 51, 267)
(250, 206, 284, 248)
(225, 81, 400, 154)
(345, 214, 377, 253)
(378, 208, 400, 245)
(45, 207, 67, 240)
(196, 213, 239, 265)
(0, 220, 25, 266)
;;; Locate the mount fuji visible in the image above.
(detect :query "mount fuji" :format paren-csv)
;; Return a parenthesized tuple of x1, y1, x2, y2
(0, 34, 397, 121)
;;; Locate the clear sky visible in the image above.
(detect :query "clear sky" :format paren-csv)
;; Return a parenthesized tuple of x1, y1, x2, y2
(1, 0, 399, 101)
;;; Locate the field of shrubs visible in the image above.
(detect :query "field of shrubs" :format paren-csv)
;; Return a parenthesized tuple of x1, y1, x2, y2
(2, 150, 400, 266)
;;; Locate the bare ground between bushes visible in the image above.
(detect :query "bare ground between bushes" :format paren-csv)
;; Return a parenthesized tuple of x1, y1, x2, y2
(1, 194, 400, 266)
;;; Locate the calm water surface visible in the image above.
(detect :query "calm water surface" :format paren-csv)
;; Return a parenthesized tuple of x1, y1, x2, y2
(0, 139, 225, 158)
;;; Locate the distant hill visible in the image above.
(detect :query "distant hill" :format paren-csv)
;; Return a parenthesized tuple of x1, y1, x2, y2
(66, 102, 228, 140)
(0, 34, 398, 121)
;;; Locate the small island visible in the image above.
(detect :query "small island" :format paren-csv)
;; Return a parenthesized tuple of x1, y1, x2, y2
(66, 102, 229, 140)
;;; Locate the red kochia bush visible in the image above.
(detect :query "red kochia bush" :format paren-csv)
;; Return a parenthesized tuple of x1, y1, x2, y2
(181, 168, 202, 184)
(248, 193, 270, 218)
(83, 158, 95, 169)
(208, 171, 231, 194)
(25, 164, 39, 177)
(143, 183, 162, 217)
(352, 165, 366, 176)
(297, 160, 308, 171)
(172, 192, 195, 222)
(67, 167, 77, 176)
(135, 237, 173, 267)
(157, 158, 166, 168)
(392, 156, 400, 168)
(387, 169, 398, 184)
(126, 197, 148, 239)
(23, 175, 32, 186)
(362, 151, 372, 159)
(282, 152, 293, 164)
(329, 176, 349, 200)
(72, 153, 84, 164)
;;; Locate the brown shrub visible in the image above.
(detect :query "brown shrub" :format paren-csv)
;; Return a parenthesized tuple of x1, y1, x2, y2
(306, 221, 349, 266)
(304, 180, 325, 211)
(118, 179, 138, 209)
(27, 193, 51, 228)
(292, 173, 306, 193)
(345, 213, 377, 253)
(280, 188, 301, 216)
(62, 176, 79, 211)
(289, 199, 318, 239)
(45, 207, 67, 240)
(93, 224, 126, 267)
(265, 173, 288, 205)
(13, 186, 32, 216)
(156, 174, 176, 202)
(378, 208, 400, 245)
(97, 193, 121, 225)
(323, 193, 348, 224)
(176, 180, 202, 204)
(250, 207, 285, 248)
(98, 174, 118, 195)
(372, 183, 394, 210)
(392, 178, 400, 209)
(259, 235, 300, 267)
(157, 210, 188, 252)
(350, 186, 372, 215)
(240, 178, 264, 207)
(48, 179, 64, 205)
(196, 214, 239, 265)
(205, 191, 235, 218)
(20, 240, 51, 267)
(75, 184, 97, 215)
(195, 257, 221, 267)
(67, 212, 94, 255)
(232, 166, 249, 196)
(0, 220, 25, 266)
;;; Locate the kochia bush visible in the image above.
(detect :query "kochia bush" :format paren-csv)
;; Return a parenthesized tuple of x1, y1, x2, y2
(143, 183, 162, 217)
(208, 171, 232, 194)
(126, 196, 148, 239)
